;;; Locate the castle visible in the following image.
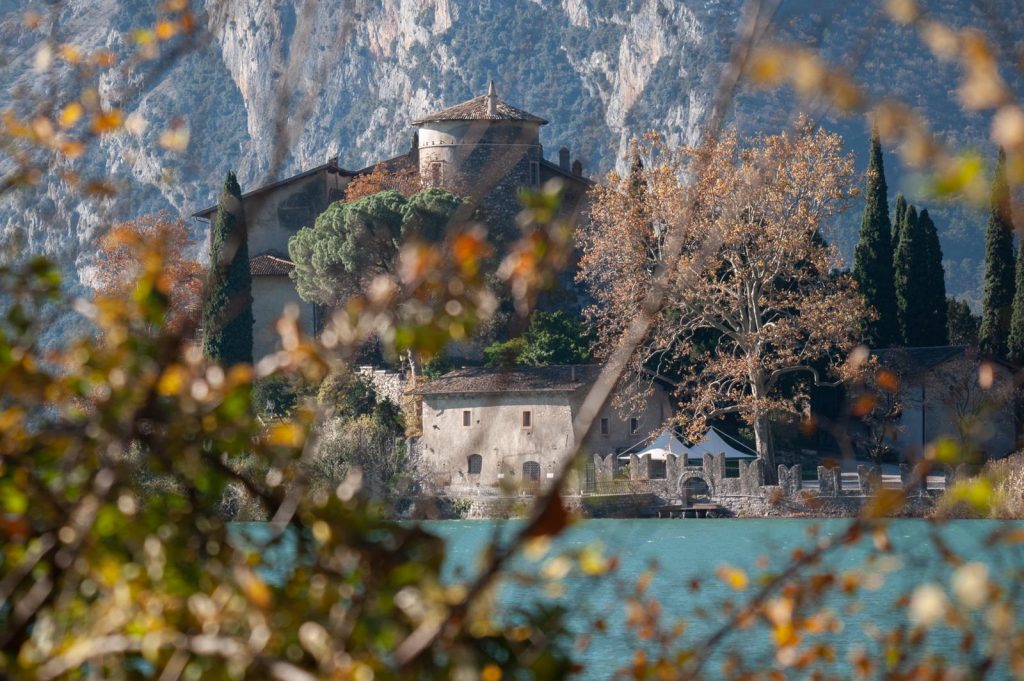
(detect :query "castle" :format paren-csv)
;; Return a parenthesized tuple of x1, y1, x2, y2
(194, 82, 592, 360)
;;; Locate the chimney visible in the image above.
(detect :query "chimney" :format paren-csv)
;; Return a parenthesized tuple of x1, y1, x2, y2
(572, 159, 583, 176)
(486, 79, 497, 116)
(559, 146, 570, 171)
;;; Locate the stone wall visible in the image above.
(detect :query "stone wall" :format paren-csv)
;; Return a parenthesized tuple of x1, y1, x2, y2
(356, 365, 407, 407)
(407, 493, 660, 520)
(590, 452, 938, 518)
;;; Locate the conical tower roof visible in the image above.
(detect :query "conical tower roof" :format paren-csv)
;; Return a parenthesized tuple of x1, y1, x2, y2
(411, 81, 548, 125)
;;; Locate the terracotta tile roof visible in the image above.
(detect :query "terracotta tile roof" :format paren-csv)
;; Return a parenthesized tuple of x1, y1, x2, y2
(872, 346, 968, 372)
(412, 91, 548, 126)
(414, 364, 600, 395)
(249, 252, 295, 276)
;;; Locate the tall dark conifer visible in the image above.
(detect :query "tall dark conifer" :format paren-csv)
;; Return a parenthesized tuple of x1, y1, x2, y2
(894, 205, 931, 345)
(979, 149, 1016, 360)
(203, 171, 254, 366)
(917, 209, 948, 344)
(1007, 241, 1024, 364)
(853, 131, 899, 347)
(892, 193, 908, 251)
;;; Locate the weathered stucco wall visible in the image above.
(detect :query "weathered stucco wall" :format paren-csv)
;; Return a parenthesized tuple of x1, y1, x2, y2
(241, 168, 346, 258)
(420, 392, 575, 490)
(251, 276, 315, 360)
(419, 382, 674, 494)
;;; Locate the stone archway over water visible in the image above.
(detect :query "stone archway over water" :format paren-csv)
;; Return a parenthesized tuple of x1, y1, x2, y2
(676, 470, 715, 503)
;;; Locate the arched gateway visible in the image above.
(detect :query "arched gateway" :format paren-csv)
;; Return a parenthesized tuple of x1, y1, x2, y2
(677, 470, 715, 503)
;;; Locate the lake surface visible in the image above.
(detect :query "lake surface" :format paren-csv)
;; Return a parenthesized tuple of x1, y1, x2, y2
(425, 518, 1023, 678)
(241, 518, 1024, 678)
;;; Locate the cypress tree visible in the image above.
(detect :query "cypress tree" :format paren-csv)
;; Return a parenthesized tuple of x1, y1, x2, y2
(203, 171, 254, 366)
(947, 298, 980, 346)
(853, 131, 899, 347)
(894, 205, 931, 345)
(979, 149, 1016, 360)
(1007, 241, 1024, 364)
(892, 193, 908, 251)
(918, 209, 948, 344)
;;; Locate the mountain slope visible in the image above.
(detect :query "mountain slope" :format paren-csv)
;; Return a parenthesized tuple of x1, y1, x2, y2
(0, 0, 1018, 315)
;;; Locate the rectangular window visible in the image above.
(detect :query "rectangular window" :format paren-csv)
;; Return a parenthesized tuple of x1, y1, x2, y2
(430, 161, 442, 186)
(600, 418, 609, 436)
(630, 417, 639, 434)
(463, 410, 471, 427)
(522, 411, 532, 428)
(530, 161, 540, 186)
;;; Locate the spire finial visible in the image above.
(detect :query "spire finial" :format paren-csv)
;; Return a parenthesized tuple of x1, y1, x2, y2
(486, 79, 497, 115)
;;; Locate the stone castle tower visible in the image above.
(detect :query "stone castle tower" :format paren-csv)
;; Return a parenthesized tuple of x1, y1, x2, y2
(194, 81, 590, 361)
(412, 80, 549, 238)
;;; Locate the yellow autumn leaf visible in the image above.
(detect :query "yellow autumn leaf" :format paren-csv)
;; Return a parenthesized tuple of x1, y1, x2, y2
(267, 422, 303, 448)
(717, 565, 749, 591)
(157, 364, 188, 396)
(59, 140, 86, 159)
(579, 545, 609, 576)
(749, 48, 787, 86)
(59, 102, 83, 129)
(235, 567, 272, 608)
(884, 0, 919, 23)
(133, 28, 156, 45)
(59, 44, 81, 64)
(158, 124, 190, 152)
(30, 116, 55, 143)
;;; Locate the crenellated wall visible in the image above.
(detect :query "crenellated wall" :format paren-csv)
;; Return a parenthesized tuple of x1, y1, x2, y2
(589, 452, 938, 517)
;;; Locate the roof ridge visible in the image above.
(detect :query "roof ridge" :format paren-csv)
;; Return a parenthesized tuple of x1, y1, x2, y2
(411, 87, 548, 126)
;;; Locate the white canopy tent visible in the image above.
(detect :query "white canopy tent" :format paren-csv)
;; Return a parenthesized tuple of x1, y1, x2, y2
(618, 427, 755, 461)
(689, 427, 755, 459)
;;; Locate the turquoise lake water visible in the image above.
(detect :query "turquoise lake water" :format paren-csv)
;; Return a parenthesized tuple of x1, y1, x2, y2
(240, 518, 1024, 678)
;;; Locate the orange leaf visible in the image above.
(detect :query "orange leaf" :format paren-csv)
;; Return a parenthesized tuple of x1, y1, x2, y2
(91, 109, 124, 134)
(521, 494, 572, 539)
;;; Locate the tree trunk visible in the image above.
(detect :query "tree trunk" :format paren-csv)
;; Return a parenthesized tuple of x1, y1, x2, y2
(750, 372, 777, 484)
(753, 413, 777, 484)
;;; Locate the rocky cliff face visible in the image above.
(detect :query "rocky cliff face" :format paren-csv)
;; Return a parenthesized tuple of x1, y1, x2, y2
(0, 0, 1016, 317)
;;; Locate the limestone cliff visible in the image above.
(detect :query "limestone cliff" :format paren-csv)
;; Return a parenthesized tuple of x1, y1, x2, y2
(0, 0, 1017, 324)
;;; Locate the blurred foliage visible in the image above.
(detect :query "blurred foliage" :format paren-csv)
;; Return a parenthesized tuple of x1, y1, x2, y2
(0, 246, 585, 679)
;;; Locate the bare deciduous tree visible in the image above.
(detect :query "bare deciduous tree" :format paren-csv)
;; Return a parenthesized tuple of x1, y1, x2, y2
(578, 122, 868, 479)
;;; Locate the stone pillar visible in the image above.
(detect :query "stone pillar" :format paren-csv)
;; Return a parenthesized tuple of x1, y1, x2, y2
(594, 453, 613, 482)
(857, 465, 882, 496)
(666, 454, 682, 485)
(900, 463, 926, 497)
(738, 460, 750, 494)
(637, 453, 652, 480)
(778, 464, 802, 497)
(710, 453, 726, 488)
(629, 453, 641, 481)
(702, 454, 715, 485)
(817, 466, 840, 497)
(746, 458, 764, 490)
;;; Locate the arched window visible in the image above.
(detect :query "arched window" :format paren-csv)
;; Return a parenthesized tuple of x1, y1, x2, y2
(467, 454, 482, 475)
(684, 477, 710, 498)
(522, 461, 541, 482)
